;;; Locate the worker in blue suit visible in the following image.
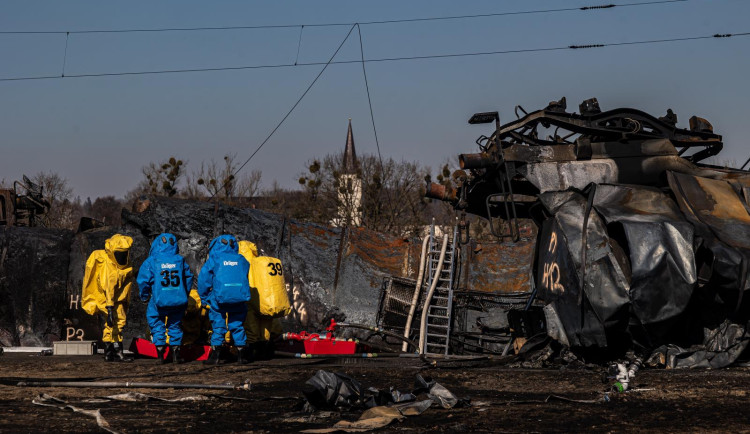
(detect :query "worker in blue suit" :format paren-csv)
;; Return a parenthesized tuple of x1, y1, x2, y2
(137, 233, 193, 364)
(198, 234, 252, 365)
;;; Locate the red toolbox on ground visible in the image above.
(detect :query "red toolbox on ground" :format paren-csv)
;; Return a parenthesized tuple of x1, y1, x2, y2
(280, 331, 358, 355)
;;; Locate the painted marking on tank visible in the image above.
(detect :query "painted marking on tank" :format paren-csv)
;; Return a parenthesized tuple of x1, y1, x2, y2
(66, 327, 84, 341)
(542, 231, 565, 294)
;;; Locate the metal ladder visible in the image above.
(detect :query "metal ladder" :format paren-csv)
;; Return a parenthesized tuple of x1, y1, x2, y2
(422, 223, 459, 355)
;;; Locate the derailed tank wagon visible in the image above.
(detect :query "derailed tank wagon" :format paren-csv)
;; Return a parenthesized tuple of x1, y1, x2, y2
(427, 97, 750, 364)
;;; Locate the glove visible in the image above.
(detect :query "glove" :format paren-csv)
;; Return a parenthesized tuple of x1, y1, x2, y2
(106, 306, 115, 327)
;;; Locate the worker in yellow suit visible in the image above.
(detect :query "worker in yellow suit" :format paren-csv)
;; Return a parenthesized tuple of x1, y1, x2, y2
(238, 240, 290, 360)
(82, 234, 135, 362)
(181, 287, 210, 345)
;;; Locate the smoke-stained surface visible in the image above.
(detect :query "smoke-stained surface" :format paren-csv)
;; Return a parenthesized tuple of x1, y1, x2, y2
(0, 227, 72, 346)
(1, 196, 534, 346)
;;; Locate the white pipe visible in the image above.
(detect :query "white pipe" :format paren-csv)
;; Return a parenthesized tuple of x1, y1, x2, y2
(418, 234, 449, 354)
(402, 236, 430, 352)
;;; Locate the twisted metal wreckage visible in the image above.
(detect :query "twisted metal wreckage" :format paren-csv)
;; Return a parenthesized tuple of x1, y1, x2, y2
(2, 98, 749, 370)
(417, 97, 750, 367)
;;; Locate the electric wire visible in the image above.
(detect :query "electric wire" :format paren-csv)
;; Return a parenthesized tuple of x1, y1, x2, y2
(1, 32, 747, 83)
(0, 0, 690, 35)
(208, 24, 358, 200)
(61, 32, 69, 77)
(294, 25, 304, 66)
(356, 24, 397, 229)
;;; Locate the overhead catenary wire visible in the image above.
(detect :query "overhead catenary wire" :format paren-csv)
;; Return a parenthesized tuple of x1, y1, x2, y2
(294, 25, 304, 66)
(208, 24, 358, 199)
(356, 24, 398, 229)
(0, 0, 691, 35)
(61, 32, 69, 77)
(1, 32, 747, 83)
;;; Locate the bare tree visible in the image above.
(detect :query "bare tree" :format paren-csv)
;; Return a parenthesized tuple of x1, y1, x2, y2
(32, 171, 75, 229)
(192, 154, 262, 202)
(296, 157, 338, 223)
(195, 154, 237, 199)
(142, 157, 185, 197)
(91, 196, 124, 226)
(183, 171, 205, 199)
(292, 152, 431, 237)
(235, 169, 263, 198)
(359, 155, 430, 236)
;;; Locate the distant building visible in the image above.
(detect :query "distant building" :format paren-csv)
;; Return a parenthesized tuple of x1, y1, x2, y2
(331, 119, 363, 227)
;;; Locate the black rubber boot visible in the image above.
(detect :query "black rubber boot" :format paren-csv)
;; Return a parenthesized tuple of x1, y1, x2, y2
(237, 344, 253, 365)
(114, 342, 133, 362)
(203, 346, 221, 365)
(156, 345, 167, 364)
(264, 341, 275, 360)
(104, 343, 116, 362)
(171, 345, 184, 364)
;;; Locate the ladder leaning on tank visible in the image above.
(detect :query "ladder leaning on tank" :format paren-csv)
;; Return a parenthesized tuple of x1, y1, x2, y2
(418, 222, 460, 356)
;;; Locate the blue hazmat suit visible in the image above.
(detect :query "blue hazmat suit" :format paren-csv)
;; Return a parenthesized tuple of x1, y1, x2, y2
(137, 233, 193, 346)
(197, 234, 251, 346)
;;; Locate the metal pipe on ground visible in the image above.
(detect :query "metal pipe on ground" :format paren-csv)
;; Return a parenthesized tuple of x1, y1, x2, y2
(275, 351, 400, 359)
(15, 380, 250, 391)
(335, 322, 420, 352)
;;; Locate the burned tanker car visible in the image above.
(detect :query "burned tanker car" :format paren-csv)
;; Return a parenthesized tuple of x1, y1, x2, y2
(427, 97, 750, 366)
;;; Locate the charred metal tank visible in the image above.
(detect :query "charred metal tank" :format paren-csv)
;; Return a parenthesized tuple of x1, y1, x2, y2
(429, 97, 750, 360)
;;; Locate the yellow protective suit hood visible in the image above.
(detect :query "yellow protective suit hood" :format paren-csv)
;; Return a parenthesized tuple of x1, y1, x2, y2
(82, 234, 135, 315)
(238, 241, 259, 263)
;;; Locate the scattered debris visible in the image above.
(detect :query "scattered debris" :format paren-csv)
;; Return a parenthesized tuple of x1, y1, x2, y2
(607, 358, 643, 392)
(0, 175, 50, 227)
(413, 374, 467, 409)
(303, 371, 365, 410)
(101, 392, 210, 402)
(32, 394, 118, 434)
(300, 370, 468, 432)
(645, 320, 750, 369)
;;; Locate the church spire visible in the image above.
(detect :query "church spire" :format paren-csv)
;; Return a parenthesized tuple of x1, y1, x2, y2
(343, 118, 358, 174)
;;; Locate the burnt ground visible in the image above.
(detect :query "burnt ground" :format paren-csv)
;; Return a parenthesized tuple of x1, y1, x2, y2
(0, 353, 748, 433)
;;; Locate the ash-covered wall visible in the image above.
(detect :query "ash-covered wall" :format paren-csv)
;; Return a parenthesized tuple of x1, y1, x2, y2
(0, 197, 534, 346)
(0, 227, 72, 346)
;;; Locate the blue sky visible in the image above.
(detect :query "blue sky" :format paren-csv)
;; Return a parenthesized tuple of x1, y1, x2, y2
(1, 0, 749, 199)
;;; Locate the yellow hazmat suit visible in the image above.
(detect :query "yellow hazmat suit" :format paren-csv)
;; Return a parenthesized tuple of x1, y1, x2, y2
(82, 234, 135, 343)
(238, 241, 289, 345)
(181, 288, 210, 345)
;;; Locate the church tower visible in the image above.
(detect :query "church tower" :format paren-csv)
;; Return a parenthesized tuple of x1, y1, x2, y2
(332, 119, 363, 227)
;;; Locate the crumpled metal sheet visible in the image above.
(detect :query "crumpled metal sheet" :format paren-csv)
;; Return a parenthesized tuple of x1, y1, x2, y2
(537, 190, 630, 347)
(668, 172, 750, 306)
(537, 184, 705, 349)
(592, 184, 696, 343)
(647, 320, 749, 369)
